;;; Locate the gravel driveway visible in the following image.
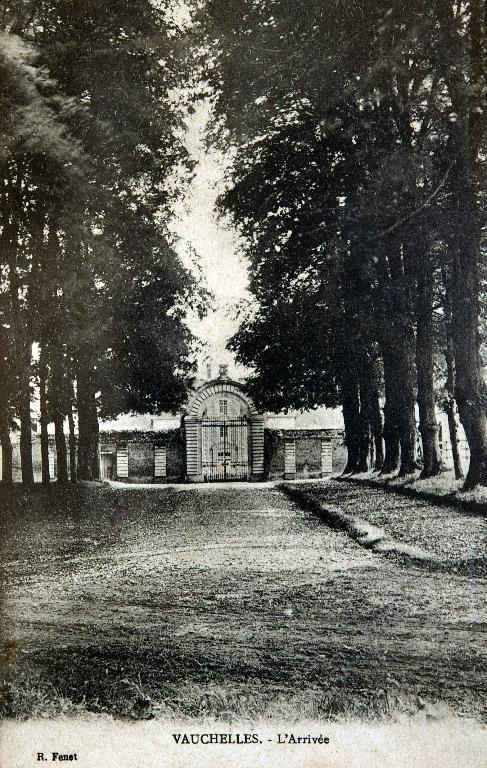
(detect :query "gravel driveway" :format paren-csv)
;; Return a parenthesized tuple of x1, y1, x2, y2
(0, 483, 485, 720)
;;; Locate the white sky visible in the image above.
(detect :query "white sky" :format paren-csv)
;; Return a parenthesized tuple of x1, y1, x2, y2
(169, 99, 252, 379)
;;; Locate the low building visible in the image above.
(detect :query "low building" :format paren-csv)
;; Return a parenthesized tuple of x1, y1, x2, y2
(99, 366, 345, 483)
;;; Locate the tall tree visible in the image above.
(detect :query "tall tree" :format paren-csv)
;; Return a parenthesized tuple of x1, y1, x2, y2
(208, 0, 487, 486)
(1, 4, 205, 482)
(0, 29, 84, 483)
(433, 0, 487, 487)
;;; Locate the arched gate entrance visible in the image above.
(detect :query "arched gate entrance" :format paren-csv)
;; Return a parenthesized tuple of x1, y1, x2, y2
(184, 376, 264, 482)
(201, 415, 249, 481)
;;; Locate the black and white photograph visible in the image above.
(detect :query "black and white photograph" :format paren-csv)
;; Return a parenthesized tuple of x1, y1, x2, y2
(0, 1, 486, 766)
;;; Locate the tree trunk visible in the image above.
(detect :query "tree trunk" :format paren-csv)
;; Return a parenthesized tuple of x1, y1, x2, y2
(442, 267, 464, 480)
(371, 388, 384, 472)
(0, 424, 13, 485)
(416, 265, 442, 477)
(376, 240, 417, 476)
(5, 228, 33, 482)
(53, 413, 68, 483)
(67, 392, 77, 483)
(39, 344, 50, 485)
(357, 377, 373, 473)
(18, 357, 34, 485)
(446, 168, 487, 487)
(446, 403, 464, 481)
(0, 356, 13, 485)
(50, 347, 68, 484)
(392, 265, 417, 477)
(381, 351, 401, 475)
(6, 211, 34, 485)
(444, 338, 464, 480)
(436, 0, 487, 488)
(361, 352, 384, 473)
(77, 361, 100, 481)
(358, 355, 383, 473)
(356, 410, 371, 473)
(90, 416, 100, 480)
(448, 178, 487, 488)
(341, 374, 360, 474)
(357, 363, 371, 473)
(397, 358, 418, 476)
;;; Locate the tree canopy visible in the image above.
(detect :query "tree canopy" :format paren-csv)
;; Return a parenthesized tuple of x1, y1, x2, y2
(0, 1, 205, 482)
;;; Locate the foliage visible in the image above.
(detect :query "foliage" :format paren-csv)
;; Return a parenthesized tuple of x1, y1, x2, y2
(0, 1, 205, 481)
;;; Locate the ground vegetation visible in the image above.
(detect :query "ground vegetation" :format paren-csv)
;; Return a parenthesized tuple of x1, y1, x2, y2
(0, 484, 484, 720)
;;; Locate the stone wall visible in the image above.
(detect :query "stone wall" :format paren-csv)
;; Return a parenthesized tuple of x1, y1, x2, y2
(296, 434, 322, 477)
(100, 429, 185, 483)
(264, 430, 285, 479)
(9, 427, 343, 484)
(163, 430, 186, 480)
(263, 429, 344, 480)
(128, 442, 153, 478)
(101, 428, 342, 482)
(5, 417, 470, 483)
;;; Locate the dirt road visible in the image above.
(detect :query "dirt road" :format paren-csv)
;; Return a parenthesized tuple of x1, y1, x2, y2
(0, 483, 485, 720)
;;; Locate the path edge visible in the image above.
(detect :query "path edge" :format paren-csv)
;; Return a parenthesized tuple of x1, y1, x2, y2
(335, 476, 487, 518)
(280, 483, 439, 568)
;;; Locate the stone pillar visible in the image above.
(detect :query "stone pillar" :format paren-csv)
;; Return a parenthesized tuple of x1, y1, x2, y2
(185, 415, 201, 482)
(321, 438, 333, 475)
(154, 446, 167, 479)
(284, 436, 296, 480)
(116, 446, 128, 479)
(250, 415, 265, 479)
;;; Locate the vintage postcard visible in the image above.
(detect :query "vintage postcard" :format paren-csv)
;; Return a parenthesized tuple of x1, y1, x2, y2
(0, 1, 486, 766)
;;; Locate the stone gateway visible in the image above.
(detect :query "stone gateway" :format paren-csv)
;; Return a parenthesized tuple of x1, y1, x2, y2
(93, 366, 344, 483)
(184, 373, 264, 482)
(14, 366, 344, 483)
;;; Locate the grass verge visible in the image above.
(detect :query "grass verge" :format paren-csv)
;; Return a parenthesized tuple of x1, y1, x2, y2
(281, 484, 441, 568)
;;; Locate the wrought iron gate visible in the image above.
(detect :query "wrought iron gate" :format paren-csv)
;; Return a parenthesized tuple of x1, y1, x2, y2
(201, 417, 249, 481)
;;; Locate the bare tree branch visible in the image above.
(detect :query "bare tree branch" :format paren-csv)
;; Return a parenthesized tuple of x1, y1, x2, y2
(367, 161, 455, 243)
